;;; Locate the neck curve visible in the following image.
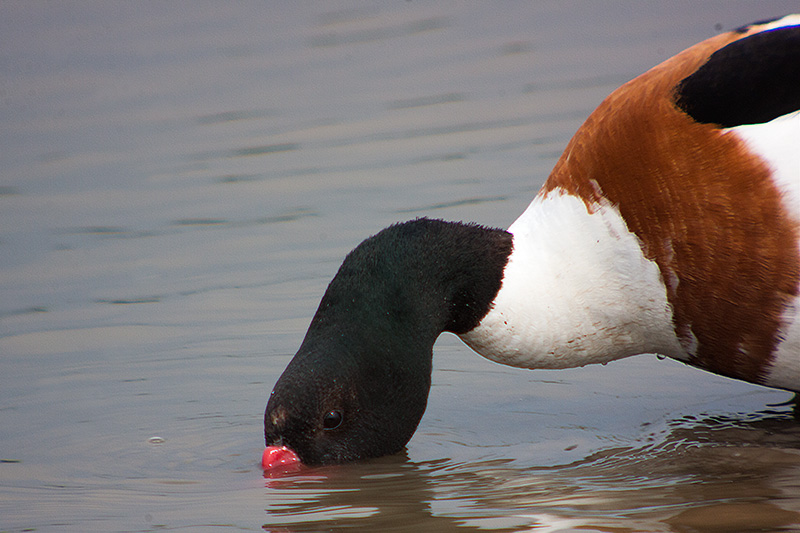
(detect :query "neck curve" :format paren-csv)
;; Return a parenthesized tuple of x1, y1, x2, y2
(303, 218, 513, 353)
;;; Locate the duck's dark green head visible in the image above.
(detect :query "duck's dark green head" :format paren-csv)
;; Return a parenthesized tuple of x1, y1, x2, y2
(264, 218, 512, 466)
(264, 333, 432, 465)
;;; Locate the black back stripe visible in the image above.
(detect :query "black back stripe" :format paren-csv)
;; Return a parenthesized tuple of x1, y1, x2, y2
(674, 26, 800, 128)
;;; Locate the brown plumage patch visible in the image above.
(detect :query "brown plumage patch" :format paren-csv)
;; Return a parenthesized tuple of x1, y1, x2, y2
(542, 29, 800, 383)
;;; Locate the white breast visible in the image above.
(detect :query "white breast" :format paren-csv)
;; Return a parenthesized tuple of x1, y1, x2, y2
(459, 190, 687, 369)
(729, 111, 800, 220)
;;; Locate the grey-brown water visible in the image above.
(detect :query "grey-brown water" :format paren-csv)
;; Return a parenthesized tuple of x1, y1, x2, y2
(2, 2, 800, 532)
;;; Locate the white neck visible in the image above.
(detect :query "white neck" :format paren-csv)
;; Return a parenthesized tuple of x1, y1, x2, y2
(460, 190, 687, 369)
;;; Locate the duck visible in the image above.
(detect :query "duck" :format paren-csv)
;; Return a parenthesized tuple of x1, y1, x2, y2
(263, 15, 800, 469)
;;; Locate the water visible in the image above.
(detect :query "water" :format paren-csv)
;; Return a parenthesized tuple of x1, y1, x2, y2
(2, 2, 800, 531)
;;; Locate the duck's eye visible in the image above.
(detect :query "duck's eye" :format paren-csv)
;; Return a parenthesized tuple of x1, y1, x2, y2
(322, 410, 343, 430)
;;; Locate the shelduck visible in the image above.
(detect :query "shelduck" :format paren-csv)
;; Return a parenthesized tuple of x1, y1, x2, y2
(263, 15, 800, 468)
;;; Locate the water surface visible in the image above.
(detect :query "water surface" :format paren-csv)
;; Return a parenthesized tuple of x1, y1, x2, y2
(2, 2, 800, 532)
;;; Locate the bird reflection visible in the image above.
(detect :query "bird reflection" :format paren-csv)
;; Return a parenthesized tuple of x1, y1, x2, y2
(262, 407, 800, 532)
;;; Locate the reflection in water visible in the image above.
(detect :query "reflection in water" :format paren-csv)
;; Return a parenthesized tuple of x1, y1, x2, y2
(264, 454, 525, 532)
(264, 407, 800, 532)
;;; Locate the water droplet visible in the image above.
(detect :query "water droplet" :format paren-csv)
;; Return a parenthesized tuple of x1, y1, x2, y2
(656, 354, 667, 361)
(147, 436, 166, 445)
